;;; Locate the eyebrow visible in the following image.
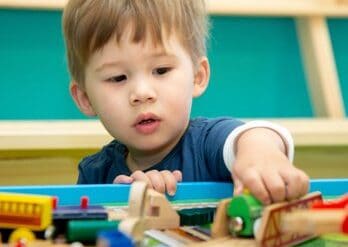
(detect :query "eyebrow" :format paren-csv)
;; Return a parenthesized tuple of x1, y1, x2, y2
(95, 61, 123, 73)
(95, 52, 178, 72)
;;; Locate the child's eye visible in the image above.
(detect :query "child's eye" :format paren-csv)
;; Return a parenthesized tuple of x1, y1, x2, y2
(153, 67, 171, 75)
(106, 74, 127, 83)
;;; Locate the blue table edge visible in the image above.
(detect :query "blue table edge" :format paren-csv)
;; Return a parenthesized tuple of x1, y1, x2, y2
(0, 179, 346, 206)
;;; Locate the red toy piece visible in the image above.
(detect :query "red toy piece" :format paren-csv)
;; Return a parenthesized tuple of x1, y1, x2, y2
(311, 194, 348, 209)
(80, 196, 89, 209)
(52, 197, 58, 210)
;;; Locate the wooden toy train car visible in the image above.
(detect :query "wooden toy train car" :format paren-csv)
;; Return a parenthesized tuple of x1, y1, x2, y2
(0, 192, 118, 245)
(0, 192, 53, 243)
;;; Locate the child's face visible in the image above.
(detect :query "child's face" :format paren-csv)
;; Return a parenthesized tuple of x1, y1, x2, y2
(73, 27, 209, 154)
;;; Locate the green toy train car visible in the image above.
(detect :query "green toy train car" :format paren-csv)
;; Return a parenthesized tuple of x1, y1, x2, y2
(226, 193, 263, 237)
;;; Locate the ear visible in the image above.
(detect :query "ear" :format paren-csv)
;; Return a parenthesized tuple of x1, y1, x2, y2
(70, 81, 96, 116)
(192, 56, 210, 98)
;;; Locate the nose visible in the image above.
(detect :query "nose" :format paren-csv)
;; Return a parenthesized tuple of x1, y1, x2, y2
(129, 79, 157, 106)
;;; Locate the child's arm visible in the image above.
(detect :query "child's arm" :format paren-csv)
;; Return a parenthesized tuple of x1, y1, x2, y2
(113, 170, 182, 196)
(229, 123, 309, 205)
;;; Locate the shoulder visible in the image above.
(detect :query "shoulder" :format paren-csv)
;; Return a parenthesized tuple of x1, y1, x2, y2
(79, 140, 118, 168)
(185, 117, 244, 154)
(188, 117, 244, 133)
(77, 140, 127, 184)
(180, 117, 244, 151)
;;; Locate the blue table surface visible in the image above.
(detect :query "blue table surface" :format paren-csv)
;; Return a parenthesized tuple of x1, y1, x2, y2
(0, 179, 346, 206)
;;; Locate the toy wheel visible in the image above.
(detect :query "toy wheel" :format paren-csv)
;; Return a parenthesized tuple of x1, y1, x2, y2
(9, 228, 36, 244)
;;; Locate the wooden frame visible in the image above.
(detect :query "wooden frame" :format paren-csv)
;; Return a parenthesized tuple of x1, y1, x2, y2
(0, 119, 348, 151)
(296, 17, 345, 118)
(1, 0, 348, 16)
(0, 120, 113, 150)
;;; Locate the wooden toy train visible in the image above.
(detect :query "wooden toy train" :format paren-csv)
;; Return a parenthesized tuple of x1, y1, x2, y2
(0, 182, 347, 246)
(0, 192, 117, 245)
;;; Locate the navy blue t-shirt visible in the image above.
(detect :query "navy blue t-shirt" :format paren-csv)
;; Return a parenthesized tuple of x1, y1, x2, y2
(77, 117, 243, 184)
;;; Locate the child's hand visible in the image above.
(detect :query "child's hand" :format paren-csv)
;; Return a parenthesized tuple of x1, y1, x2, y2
(232, 128, 309, 205)
(113, 170, 182, 196)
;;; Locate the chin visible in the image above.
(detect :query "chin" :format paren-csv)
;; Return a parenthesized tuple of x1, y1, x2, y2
(132, 139, 169, 152)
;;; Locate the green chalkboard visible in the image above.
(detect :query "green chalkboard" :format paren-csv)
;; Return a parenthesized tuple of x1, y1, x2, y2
(0, 9, 347, 119)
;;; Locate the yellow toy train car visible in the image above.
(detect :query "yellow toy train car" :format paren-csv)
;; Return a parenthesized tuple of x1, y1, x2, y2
(0, 192, 53, 243)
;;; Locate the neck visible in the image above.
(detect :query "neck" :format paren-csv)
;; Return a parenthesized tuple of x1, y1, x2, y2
(126, 149, 168, 172)
(126, 136, 184, 172)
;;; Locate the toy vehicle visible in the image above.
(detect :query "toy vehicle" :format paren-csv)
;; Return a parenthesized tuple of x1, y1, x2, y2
(0, 192, 53, 243)
(0, 193, 115, 245)
(211, 191, 323, 247)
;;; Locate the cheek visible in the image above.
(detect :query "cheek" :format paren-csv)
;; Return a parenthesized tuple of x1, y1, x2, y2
(86, 88, 127, 124)
(94, 99, 129, 138)
(170, 78, 194, 109)
(165, 86, 193, 117)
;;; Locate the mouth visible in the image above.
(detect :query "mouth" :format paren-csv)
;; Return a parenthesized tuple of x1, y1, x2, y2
(134, 113, 161, 126)
(133, 113, 161, 134)
(138, 119, 157, 125)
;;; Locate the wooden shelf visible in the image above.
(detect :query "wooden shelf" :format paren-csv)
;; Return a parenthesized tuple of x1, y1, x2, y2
(0, 0, 67, 10)
(271, 119, 348, 146)
(0, 119, 347, 151)
(1, 0, 348, 17)
(0, 120, 112, 150)
(207, 0, 348, 17)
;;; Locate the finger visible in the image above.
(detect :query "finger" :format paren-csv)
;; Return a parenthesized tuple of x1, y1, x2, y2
(172, 170, 182, 182)
(281, 168, 309, 200)
(231, 175, 244, 196)
(280, 167, 303, 200)
(145, 170, 166, 194)
(261, 169, 286, 203)
(231, 163, 244, 195)
(299, 169, 310, 196)
(160, 171, 178, 196)
(113, 175, 134, 184)
(291, 168, 310, 197)
(240, 170, 272, 205)
(130, 170, 152, 188)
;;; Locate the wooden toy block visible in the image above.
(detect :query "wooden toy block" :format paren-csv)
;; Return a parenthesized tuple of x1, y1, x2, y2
(125, 181, 180, 229)
(210, 198, 231, 238)
(128, 181, 148, 218)
(281, 209, 347, 235)
(255, 191, 323, 247)
(118, 217, 146, 242)
(143, 189, 180, 229)
(281, 194, 348, 235)
(119, 182, 180, 241)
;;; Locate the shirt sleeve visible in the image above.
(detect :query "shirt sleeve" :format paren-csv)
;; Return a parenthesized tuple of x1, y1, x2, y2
(222, 120, 295, 172)
(202, 118, 244, 180)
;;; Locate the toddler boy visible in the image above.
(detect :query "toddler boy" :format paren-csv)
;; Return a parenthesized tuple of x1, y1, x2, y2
(62, 0, 308, 204)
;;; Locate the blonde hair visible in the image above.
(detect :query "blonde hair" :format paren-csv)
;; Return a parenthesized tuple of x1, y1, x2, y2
(62, 0, 209, 85)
